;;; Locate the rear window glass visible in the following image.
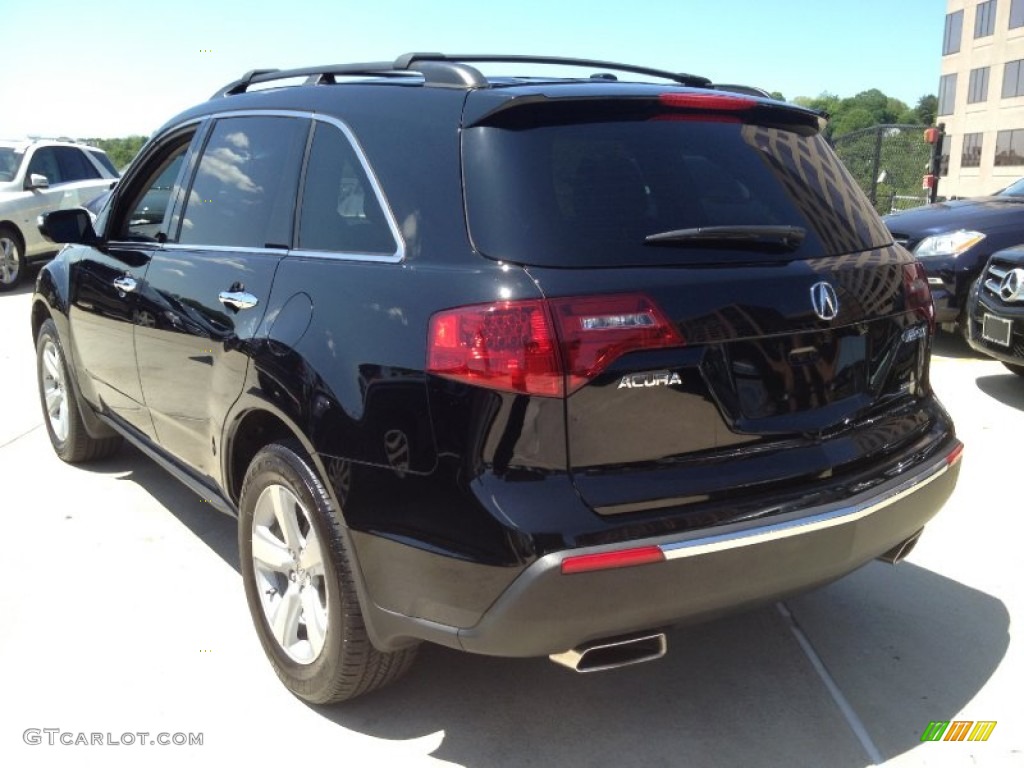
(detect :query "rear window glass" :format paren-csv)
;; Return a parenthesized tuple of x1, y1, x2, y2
(463, 117, 891, 267)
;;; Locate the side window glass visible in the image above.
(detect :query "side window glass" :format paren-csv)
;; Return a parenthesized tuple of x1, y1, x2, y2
(56, 147, 100, 181)
(27, 148, 62, 185)
(178, 116, 307, 249)
(116, 146, 189, 241)
(298, 122, 397, 255)
(88, 149, 119, 176)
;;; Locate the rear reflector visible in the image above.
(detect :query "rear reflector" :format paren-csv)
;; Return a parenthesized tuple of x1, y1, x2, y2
(659, 92, 756, 111)
(561, 546, 665, 575)
(428, 293, 683, 396)
(946, 442, 964, 466)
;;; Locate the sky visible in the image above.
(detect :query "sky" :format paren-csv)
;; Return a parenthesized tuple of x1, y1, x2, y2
(2, 0, 944, 139)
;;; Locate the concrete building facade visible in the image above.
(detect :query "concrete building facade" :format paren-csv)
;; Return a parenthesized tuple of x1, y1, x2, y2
(940, 0, 1024, 196)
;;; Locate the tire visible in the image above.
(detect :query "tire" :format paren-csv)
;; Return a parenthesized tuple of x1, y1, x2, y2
(0, 225, 24, 292)
(1004, 362, 1024, 377)
(35, 319, 122, 462)
(239, 442, 418, 704)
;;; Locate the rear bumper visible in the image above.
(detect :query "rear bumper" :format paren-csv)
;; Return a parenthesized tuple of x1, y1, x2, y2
(361, 439, 962, 657)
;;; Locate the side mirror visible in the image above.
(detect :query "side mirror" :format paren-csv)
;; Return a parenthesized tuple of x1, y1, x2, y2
(38, 208, 99, 245)
(26, 173, 50, 190)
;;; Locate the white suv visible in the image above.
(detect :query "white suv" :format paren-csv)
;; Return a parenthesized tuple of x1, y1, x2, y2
(0, 139, 118, 290)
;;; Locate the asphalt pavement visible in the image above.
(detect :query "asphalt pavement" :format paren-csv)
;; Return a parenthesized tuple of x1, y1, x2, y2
(1, 269, 1021, 768)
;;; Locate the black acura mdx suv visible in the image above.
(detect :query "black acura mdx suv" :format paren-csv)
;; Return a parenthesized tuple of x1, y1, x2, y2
(32, 54, 962, 703)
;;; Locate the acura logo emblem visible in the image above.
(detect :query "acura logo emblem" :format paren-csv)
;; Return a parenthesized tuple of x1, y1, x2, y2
(998, 268, 1024, 302)
(810, 281, 839, 321)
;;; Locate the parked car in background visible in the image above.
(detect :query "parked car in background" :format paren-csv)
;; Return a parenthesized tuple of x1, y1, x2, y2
(0, 138, 118, 291)
(883, 177, 1024, 338)
(32, 53, 962, 704)
(966, 247, 1024, 376)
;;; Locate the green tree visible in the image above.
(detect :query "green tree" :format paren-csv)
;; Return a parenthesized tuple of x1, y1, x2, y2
(81, 135, 149, 172)
(914, 95, 938, 126)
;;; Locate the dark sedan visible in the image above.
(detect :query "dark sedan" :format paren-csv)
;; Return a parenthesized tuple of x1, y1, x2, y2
(883, 178, 1024, 336)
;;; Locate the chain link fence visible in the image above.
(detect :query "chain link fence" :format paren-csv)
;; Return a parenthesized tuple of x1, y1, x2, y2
(831, 125, 933, 215)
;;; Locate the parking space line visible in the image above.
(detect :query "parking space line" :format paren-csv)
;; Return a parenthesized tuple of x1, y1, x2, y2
(0, 423, 41, 450)
(776, 601, 883, 766)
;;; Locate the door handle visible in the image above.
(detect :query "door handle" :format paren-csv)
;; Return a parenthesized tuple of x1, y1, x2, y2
(218, 290, 259, 311)
(113, 276, 137, 294)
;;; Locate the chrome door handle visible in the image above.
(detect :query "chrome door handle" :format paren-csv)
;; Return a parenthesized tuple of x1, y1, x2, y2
(113, 276, 137, 294)
(218, 291, 259, 310)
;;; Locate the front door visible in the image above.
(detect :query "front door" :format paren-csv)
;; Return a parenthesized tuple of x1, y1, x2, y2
(68, 140, 194, 438)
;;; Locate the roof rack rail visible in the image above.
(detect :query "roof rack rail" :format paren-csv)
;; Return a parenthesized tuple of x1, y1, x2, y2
(211, 52, 726, 98)
(709, 83, 772, 99)
(394, 53, 712, 88)
(212, 61, 416, 98)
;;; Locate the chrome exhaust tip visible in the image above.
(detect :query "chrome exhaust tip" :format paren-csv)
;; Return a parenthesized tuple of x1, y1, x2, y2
(877, 529, 923, 564)
(549, 632, 667, 673)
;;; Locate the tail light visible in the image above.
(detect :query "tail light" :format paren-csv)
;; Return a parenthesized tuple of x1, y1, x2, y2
(902, 262, 935, 335)
(427, 293, 683, 397)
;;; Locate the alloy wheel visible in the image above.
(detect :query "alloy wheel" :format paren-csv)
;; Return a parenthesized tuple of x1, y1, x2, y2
(251, 484, 329, 664)
(0, 235, 20, 286)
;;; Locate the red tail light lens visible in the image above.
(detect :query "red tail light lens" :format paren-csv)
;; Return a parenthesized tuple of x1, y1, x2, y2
(902, 262, 935, 334)
(549, 294, 684, 393)
(427, 293, 684, 397)
(428, 300, 563, 396)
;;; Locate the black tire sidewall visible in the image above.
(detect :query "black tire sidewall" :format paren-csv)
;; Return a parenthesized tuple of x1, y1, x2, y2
(36, 319, 76, 459)
(238, 445, 348, 701)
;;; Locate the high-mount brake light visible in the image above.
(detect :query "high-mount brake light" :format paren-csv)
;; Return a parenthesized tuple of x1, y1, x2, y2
(658, 93, 757, 111)
(427, 294, 683, 397)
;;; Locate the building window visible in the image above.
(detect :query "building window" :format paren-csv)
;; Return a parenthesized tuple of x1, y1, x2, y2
(1012, 0, 1024, 28)
(944, 10, 964, 53)
(940, 135, 951, 176)
(938, 73, 957, 114)
(995, 129, 1024, 165)
(976, 0, 997, 37)
(962, 133, 984, 167)
(968, 67, 991, 102)
(1003, 59, 1024, 97)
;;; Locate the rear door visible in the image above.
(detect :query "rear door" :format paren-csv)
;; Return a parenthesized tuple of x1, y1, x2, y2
(462, 92, 936, 518)
(135, 114, 309, 481)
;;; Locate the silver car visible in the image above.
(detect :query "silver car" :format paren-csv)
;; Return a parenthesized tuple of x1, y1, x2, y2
(0, 139, 118, 290)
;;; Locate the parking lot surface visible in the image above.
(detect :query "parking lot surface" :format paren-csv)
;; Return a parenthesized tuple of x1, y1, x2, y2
(1, 273, 1021, 767)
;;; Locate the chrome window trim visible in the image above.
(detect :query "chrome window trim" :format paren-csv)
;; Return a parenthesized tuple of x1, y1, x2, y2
(161, 243, 288, 255)
(300, 114, 405, 263)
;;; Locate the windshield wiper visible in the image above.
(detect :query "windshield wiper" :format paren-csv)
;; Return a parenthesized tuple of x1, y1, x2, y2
(644, 225, 806, 251)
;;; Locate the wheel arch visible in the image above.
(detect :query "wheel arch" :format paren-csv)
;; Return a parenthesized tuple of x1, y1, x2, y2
(223, 403, 324, 508)
(0, 220, 25, 250)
